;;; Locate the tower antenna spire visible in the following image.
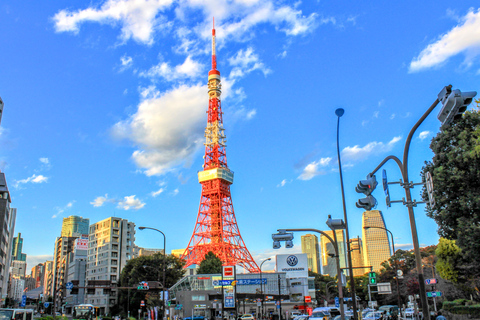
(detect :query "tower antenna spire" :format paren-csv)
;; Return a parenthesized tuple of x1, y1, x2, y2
(212, 17, 216, 70)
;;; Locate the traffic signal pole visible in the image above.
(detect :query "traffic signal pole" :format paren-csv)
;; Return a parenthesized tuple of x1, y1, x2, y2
(367, 97, 442, 320)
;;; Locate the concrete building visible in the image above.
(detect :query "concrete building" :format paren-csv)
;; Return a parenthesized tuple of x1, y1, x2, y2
(9, 277, 25, 303)
(348, 237, 369, 277)
(134, 247, 164, 257)
(301, 234, 320, 274)
(361, 210, 391, 272)
(0, 173, 15, 297)
(11, 260, 26, 278)
(12, 233, 26, 261)
(320, 230, 347, 277)
(42, 261, 54, 301)
(52, 236, 78, 310)
(2, 208, 16, 303)
(31, 263, 45, 288)
(87, 217, 135, 314)
(61, 216, 89, 238)
(64, 238, 88, 312)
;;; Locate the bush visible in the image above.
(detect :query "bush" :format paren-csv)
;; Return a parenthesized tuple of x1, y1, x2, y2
(442, 300, 480, 317)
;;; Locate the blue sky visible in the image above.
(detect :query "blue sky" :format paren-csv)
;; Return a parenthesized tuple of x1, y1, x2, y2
(1, 1, 479, 272)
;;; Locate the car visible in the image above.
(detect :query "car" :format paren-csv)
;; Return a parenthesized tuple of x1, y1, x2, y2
(240, 314, 255, 320)
(362, 311, 383, 320)
(334, 315, 353, 320)
(293, 315, 309, 320)
(309, 308, 330, 320)
(361, 309, 375, 318)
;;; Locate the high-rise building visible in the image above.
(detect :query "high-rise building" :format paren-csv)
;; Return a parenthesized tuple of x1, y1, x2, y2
(301, 234, 321, 273)
(320, 230, 347, 277)
(0, 173, 15, 296)
(42, 261, 54, 301)
(349, 237, 369, 276)
(52, 236, 78, 309)
(65, 238, 88, 311)
(31, 263, 45, 288)
(3, 208, 16, 301)
(87, 217, 135, 314)
(12, 233, 26, 261)
(61, 215, 89, 237)
(182, 23, 259, 273)
(361, 210, 391, 272)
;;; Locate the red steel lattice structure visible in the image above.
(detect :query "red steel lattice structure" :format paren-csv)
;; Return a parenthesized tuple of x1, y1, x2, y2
(181, 21, 260, 273)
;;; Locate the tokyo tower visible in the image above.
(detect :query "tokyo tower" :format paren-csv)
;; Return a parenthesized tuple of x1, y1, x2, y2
(181, 21, 260, 273)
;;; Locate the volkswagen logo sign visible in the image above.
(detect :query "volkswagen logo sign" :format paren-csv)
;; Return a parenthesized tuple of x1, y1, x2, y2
(286, 255, 298, 266)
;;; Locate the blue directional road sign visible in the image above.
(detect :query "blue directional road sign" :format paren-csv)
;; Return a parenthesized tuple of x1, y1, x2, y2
(335, 297, 339, 308)
(44, 302, 50, 308)
(66, 282, 74, 290)
(425, 278, 437, 285)
(20, 295, 26, 307)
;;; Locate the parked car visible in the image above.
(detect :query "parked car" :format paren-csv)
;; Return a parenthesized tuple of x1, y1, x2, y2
(293, 315, 309, 320)
(362, 311, 383, 320)
(309, 308, 331, 320)
(240, 314, 255, 320)
(334, 315, 353, 320)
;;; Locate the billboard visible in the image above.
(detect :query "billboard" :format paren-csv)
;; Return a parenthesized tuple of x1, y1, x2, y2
(275, 253, 308, 278)
(75, 238, 88, 250)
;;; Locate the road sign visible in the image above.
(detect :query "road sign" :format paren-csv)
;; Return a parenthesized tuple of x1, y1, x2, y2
(20, 295, 26, 307)
(368, 301, 378, 308)
(334, 297, 339, 308)
(427, 291, 442, 298)
(304, 296, 311, 303)
(425, 278, 437, 285)
(66, 282, 74, 290)
(44, 302, 50, 308)
(383, 169, 391, 207)
(140, 300, 145, 307)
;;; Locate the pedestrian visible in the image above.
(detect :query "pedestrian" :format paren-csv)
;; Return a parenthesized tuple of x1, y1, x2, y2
(435, 312, 446, 320)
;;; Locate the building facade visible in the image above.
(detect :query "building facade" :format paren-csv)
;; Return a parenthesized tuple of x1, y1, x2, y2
(2, 207, 16, 302)
(320, 230, 347, 277)
(12, 233, 26, 261)
(42, 261, 54, 301)
(31, 263, 45, 288)
(348, 237, 369, 277)
(301, 234, 321, 274)
(0, 173, 15, 296)
(87, 217, 135, 314)
(361, 210, 391, 272)
(64, 238, 88, 312)
(61, 216, 89, 238)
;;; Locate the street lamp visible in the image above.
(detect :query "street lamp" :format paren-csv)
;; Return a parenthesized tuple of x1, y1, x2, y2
(272, 225, 346, 320)
(363, 226, 401, 315)
(335, 108, 358, 320)
(139, 226, 167, 320)
(260, 258, 272, 320)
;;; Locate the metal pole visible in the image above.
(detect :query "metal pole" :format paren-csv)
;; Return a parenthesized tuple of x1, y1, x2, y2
(332, 230, 345, 319)
(260, 259, 271, 320)
(335, 108, 358, 320)
(139, 227, 167, 320)
(277, 274, 282, 320)
(282, 228, 345, 320)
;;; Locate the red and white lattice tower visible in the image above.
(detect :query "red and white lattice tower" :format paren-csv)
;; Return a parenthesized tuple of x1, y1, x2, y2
(181, 21, 260, 273)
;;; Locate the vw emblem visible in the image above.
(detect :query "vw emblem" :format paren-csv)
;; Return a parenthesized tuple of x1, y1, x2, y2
(286, 255, 298, 266)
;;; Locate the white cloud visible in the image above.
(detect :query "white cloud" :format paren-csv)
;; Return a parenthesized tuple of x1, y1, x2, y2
(120, 55, 133, 70)
(419, 131, 430, 140)
(410, 9, 480, 72)
(27, 255, 54, 271)
(150, 187, 165, 197)
(298, 157, 332, 181)
(112, 84, 206, 176)
(117, 195, 145, 210)
(52, 0, 174, 45)
(277, 179, 287, 187)
(390, 114, 396, 120)
(373, 111, 379, 118)
(91, 194, 145, 210)
(14, 174, 48, 188)
(39, 158, 49, 164)
(171, 188, 179, 196)
(228, 47, 271, 79)
(52, 201, 75, 218)
(341, 136, 402, 162)
(140, 56, 204, 81)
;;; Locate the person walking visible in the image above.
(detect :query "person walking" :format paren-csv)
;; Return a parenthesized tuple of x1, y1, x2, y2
(435, 312, 446, 320)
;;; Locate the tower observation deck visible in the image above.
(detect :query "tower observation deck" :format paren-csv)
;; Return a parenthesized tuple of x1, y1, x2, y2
(181, 21, 260, 273)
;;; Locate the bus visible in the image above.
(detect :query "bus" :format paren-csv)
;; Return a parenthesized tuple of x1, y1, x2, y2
(0, 308, 34, 320)
(73, 304, 99, 320)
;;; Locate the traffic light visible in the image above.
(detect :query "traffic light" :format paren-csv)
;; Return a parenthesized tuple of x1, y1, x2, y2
(272, 230, 294, 249)
(368, 272, 376, 285)
(355, 174, 377, 210)
(437, 86, 477, 126)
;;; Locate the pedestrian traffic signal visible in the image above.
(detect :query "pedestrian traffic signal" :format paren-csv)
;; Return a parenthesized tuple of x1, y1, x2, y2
(368, 272, 377, 285)
(437, 86, 477, 126)
(355, 174, 377, 210)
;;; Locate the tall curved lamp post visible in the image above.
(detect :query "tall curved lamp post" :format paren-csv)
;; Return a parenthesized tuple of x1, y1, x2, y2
(335, 108, 358, 320)
(363, 226, 401, 314)
(139, 226, 167, 320)
(260, 258, 271, 319)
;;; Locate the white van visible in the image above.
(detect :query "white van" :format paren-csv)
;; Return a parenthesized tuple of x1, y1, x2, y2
(0, 309, 34, 320)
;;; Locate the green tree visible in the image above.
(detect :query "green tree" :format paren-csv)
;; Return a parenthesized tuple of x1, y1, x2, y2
(308, 271, 336, 305)
(435, 238, 461, 283)
(197, 251, 223, 274)
(115, 253, 185, 317)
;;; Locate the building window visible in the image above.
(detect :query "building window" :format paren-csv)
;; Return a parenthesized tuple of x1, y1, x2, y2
(192, 295, 206, 301)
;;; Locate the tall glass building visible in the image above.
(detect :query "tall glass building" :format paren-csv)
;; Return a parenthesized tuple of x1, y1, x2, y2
(301, 234, 321, 273)
(61, 215, 89, 237)
(361, 210, 391, 272)
(12, 232, 26, 261)
(320, 229, 347, 277)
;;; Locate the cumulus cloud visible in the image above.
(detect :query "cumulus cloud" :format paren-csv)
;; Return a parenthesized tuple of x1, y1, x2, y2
(52, 0, 174, 45)
(228, 47, 271, 79)
(419, 131, 430, 140)
(14, 174, 49, 188)
(341, 136, 402, 162)
(91, 194, 145, 210)
(120, 55, 133, 70)
(112, 84, 206, 176)
(298, 157, 332, 181)
(140, 56, 203, 81)
(27, 255, 54, 270)
(410, 9, 480, 72)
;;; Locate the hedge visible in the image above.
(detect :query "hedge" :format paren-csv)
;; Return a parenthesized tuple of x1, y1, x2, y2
(442, 301, 480, 317)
